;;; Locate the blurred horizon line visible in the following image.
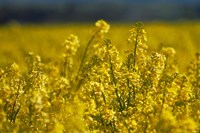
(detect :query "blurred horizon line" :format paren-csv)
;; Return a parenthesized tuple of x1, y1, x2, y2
(0, 1, 200, 24)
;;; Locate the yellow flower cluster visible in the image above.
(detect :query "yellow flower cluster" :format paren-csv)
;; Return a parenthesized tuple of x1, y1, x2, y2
(60, 34, 80, 78)
(95, 19, 110, 34)
(78, 21, 199, 132)
(0, 20, 199, 133)
(63, 34, 80, 56)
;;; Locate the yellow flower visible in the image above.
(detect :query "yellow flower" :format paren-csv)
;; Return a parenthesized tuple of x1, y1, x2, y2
(63, 34, 80, 56)
(161, 47, 176, 57)
(161, 110, 176, 126)
(51, 121, 65, 133)
(95, 19, 110, 33)
(181, 118, 198, 132)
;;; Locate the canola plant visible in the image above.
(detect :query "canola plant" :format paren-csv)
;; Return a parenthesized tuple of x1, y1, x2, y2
(0, 20, 199, 132)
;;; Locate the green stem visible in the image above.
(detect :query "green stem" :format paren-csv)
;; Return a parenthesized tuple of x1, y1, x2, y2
(105, 41, 124, 112)
(75, 30, 100, 90)
(76, 30, 100, 80)
(133, 28, 139, 67)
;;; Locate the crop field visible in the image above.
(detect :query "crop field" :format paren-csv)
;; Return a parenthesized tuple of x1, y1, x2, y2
(0, 20, 200, 132)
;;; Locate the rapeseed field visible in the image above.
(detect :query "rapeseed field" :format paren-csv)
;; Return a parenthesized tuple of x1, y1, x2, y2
(0, 20, 199, 132)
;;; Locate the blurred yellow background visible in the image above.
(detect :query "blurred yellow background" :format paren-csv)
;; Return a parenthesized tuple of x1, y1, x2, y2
(0, 21, 200, 71)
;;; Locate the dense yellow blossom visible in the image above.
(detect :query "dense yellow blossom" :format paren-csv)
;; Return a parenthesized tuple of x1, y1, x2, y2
(0, 20, 199, 132)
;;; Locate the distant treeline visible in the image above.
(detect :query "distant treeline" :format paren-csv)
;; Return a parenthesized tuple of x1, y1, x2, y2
(0, 3, 200, 23)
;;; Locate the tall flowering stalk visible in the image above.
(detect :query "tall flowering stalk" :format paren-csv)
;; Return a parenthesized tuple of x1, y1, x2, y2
(76, 20, 110, 90)
(61, 34, 80, 79)
(127, 22, 148, 70)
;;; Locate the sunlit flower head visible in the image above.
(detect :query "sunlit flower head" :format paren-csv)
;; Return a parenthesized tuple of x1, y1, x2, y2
(95, 19, 110, 33)
(161, 47, 176, 57)
(63, 34, 80, 56)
